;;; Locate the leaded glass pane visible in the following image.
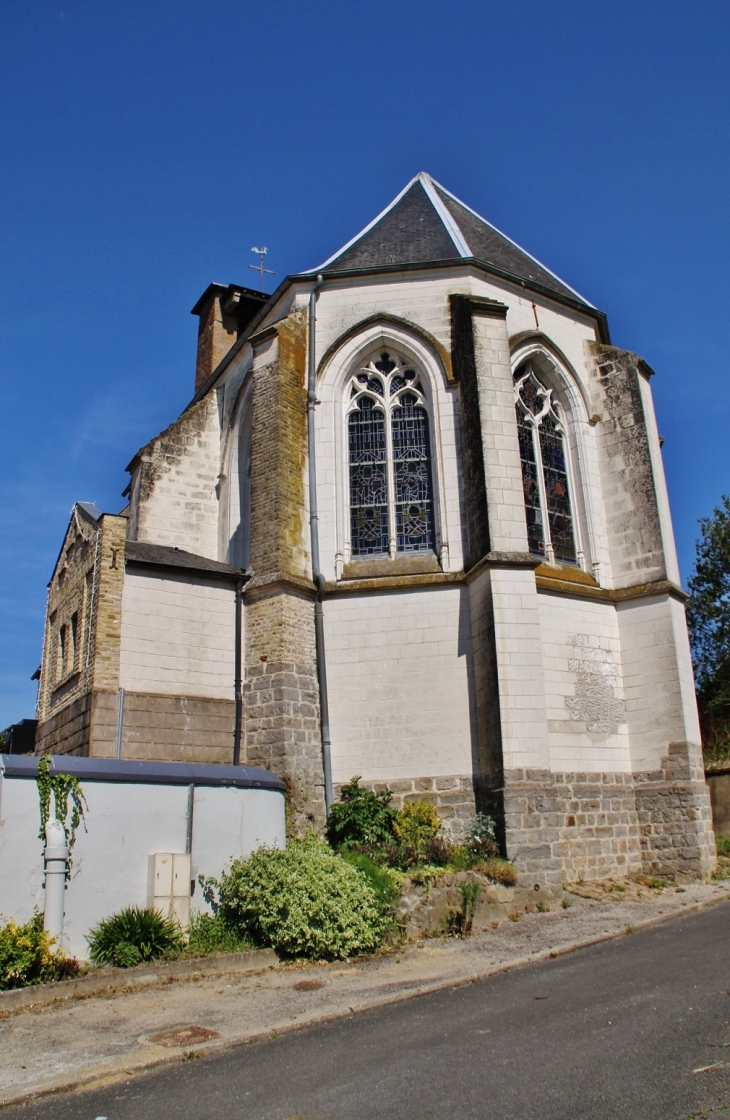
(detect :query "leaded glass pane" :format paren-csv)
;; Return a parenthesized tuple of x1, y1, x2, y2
(518, 376, 545, 416)
(516, 408, 544, 556)
(349, 398, 388, 555)
(392, 397, 434, 552)
(539, 414, 576, 563)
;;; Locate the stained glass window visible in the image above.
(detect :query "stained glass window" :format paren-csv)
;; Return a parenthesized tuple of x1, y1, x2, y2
(514, 364, 578, 565)
(347, 352, 435, 558)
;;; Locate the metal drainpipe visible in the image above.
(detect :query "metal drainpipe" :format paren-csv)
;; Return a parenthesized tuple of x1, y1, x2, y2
(233, 576, 244, 765)
(307, 275, 333, 812)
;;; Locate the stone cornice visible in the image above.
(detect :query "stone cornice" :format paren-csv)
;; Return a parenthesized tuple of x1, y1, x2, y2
(536, 571, 688, 604)
(244, 572, 316, 601)
(326, 570, 464, 595)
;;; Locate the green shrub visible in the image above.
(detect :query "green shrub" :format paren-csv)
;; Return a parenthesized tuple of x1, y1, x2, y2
(327, 776, 397, 849)
(211, 834, 386, 960)
(185, 911, 254, 956)
(394, 800, 441, 854)
(0, 912, 78, 990)
(465, 813, 499, 860)
(86, 906, 184, 968)
(446, 844, 473, 871)
(339, 852, 400, 910)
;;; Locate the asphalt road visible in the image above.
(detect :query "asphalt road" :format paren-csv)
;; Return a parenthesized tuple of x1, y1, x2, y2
(9, 901, 730, 1120)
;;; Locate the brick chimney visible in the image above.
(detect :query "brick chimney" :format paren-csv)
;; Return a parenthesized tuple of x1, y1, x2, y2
(191, 283, 269, 394)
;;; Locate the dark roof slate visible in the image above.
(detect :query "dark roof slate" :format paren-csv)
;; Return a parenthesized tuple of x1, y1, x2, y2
(125, 540, 246, 580)
(326, 181, 458, 271)
(432, 185, 581, 303)
(315, 172, 591, 308)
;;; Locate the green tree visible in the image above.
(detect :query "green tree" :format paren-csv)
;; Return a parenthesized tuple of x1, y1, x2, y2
(687, 496, 730, 760)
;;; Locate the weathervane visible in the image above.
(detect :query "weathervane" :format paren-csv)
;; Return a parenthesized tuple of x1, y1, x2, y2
(248, 246, 275, 292)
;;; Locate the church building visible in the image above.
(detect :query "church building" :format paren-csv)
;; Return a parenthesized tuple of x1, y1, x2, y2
(34, 173, 715, 883)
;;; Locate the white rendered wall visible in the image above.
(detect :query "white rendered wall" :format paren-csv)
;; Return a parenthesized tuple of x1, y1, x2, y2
(617, 593, 702, 769)
(0, 776, 284, 959)
(324, 586, 474, 783)
(537, 592, 631, 773)
(119, 570, 235, 699)
(485, 566, 550, 772)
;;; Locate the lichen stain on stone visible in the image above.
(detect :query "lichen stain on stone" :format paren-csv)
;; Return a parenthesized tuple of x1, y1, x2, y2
(136, 396, 216, 510)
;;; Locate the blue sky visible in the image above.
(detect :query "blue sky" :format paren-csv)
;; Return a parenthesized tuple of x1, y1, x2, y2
(1, 0, 729, 728)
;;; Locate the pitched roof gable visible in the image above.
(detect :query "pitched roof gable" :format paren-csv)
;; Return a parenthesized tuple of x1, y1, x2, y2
(312, 172, 592, 308)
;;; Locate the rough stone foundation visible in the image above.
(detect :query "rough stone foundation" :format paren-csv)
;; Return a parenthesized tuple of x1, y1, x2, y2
(503, 744, 716, 884)
(35, 693, 92, 756)
(244, 660, 326, 835)
(503, 769, 642, 884)
(633, 742, 716, 881)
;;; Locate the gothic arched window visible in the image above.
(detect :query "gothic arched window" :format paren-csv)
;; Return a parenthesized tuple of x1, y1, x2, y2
(514, 364, 578, 565)
(347, 351, 435, 558)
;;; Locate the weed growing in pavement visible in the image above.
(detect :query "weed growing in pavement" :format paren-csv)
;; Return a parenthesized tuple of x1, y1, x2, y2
(634, 874, 668, 890)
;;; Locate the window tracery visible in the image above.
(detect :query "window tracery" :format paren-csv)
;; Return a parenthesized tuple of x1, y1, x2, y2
(514, 364, 581, 566)
(347, 351, 435, 558)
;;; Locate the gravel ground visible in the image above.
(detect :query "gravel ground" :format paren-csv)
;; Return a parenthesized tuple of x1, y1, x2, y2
(1, 878, 727, 1109)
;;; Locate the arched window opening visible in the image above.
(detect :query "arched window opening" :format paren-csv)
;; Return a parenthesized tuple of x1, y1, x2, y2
(514, 364, 580, 566)
(347, 351, 435, 559)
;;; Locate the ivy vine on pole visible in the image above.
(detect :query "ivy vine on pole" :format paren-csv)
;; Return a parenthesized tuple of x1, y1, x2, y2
(36, 755, 88, 868)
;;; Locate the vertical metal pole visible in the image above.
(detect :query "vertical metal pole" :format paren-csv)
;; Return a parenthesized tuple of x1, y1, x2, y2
(307, 275, 334, 812)
(233, 578, 243, 765)
(115, 687, 125, 760)
(185, 783, 195, 854)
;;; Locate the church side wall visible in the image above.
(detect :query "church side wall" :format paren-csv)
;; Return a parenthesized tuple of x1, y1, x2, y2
(119, 570, 235, 699)
(324, 585, 476, 838)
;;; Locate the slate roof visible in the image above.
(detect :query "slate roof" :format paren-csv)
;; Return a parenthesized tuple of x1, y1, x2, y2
(311, 172, 592, 308)
(125, 540, 246, 581)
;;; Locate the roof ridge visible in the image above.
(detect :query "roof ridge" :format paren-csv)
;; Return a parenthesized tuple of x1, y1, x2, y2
(417, 172, 471, 258)
(430, 176, 594, 309)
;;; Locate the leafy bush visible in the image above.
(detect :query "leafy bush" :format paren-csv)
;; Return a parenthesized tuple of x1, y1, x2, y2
(0, 912, 79, 990)
(210, 834, 386, 960)
(327, 776, 397, 849)
(465, 813, 499, 861)
(185, 911, 253, 956)
(478, 858, 518, 886)
(445, 844, 472, 871)
(86, 906, 184, 968)
(394, 800, 441, 854)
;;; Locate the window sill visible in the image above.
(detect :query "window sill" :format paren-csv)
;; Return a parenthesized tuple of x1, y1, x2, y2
(534, 562, 598, 588)
(341, 553, 442, 581)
